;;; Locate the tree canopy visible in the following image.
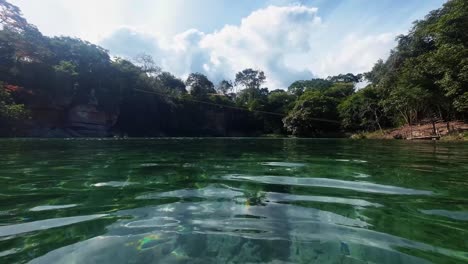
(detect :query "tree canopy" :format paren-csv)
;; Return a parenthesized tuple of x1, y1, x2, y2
(0, 0, 467, 137)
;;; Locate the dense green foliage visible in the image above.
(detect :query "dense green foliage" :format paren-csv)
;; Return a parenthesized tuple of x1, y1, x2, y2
(0, 0, 466, 137)
(284, 81, 356, 136)
(338, 86, 387, 132)
(0, 83, 28, 121)
(358, 0, 468, 127)
(287, 0, 468, 136)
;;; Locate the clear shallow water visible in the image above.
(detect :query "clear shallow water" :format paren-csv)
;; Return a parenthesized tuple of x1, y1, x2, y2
(0, 139, 467, 264)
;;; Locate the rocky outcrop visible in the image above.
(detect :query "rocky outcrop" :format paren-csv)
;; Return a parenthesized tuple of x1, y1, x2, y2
(24, 89, 119, 138)
(65, 105, 118, 137)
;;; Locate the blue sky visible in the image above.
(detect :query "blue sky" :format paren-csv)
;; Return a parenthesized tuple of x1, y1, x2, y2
(10, 0, 447, 89)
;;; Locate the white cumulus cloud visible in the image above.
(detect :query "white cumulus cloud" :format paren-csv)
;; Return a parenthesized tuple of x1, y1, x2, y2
(313, 33, 397, 77)
(99, 5, 397, 89)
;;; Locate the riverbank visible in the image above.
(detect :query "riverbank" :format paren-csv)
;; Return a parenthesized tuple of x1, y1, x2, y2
(352, 121, 468, 141)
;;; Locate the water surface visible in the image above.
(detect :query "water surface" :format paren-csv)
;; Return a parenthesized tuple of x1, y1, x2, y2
(0, 138, 467, 263)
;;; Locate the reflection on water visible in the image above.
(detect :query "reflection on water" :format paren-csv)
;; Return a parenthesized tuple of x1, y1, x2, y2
(0, 138, 468, 263)
(420, 209, 468, 221)
(92, 181, 137, 187)
(223, 175, 433, 195)
(29, 204, 77, 212)
(0, 214, 107, 237)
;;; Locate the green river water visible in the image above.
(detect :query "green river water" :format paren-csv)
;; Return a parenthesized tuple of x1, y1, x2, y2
(0, 138, 467, 263)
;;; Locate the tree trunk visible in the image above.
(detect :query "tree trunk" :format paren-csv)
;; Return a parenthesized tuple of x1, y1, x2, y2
(400, 110, 411, 139)
(373, 110, 383, 135)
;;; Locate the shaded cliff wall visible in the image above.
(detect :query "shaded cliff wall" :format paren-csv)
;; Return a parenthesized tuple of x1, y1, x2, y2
(114, 94, 264, 137)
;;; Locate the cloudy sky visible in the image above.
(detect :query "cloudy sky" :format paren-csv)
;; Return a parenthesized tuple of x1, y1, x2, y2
(10, 0, 446, 89)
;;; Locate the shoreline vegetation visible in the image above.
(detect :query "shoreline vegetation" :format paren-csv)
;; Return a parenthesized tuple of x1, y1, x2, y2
(351, 121, 468, 141)
(0, 0, 467, 139)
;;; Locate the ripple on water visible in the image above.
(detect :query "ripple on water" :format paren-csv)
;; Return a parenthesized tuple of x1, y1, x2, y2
(265, 192, 381, 208)
(138, 163, 159, 167)
(353, 173, 371, 178)
(336, 159, 368, 163)
(124, 217, 180, 228)
(2, 139, 467, 263)
(0, 248, 20, 257)
(118, 201, 370, 230)
(136, 186, 243, 200)
(420, 210, 468, 221)
(261, 162, 306, 168)
(30, 204, 77, 212)
(0, 214, 107, 237)
(92, 181, 137, 188)
(24, 200, 468, 264)
(223, 175, 433, 195)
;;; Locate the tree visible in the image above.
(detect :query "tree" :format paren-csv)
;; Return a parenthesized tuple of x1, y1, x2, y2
(0, 83, 28, 127)
(186, 73, 215, 99)
(283, 78, 357, 137)
(327, 73, 363, 83)
(266, 90, 296, 114)
(0, 0, 38, 33)
(263, 90, 295, 134)
(1, 0, 468, 138)
(234, 69, 268, 110)
(0, 0, 47, 63)
(287, 79, 333, 96)
(235, 87, 269, 111)
(235, 69, 266, 90)
(216, 80, 233, 95)
(133, 53, 161, 76)
(323, 82, 355, 99)
(53, 60, 79, 96)
(283, 90, 340, 137)
(338, 86, 386, 132)
(364, 0, 468, 124)
(0, 29, 16, 80)
(384, 84, 431, 128)
(157, 72, 186, 96)
(46, 36, 120, 109)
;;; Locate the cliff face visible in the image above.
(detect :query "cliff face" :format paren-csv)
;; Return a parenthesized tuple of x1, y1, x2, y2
(65, 105, 118, 137)
(8, 88, 263, 138)
(114, 94, 264, 137)
(27, 104, 118, 138)
(21, 88, 119, 138)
